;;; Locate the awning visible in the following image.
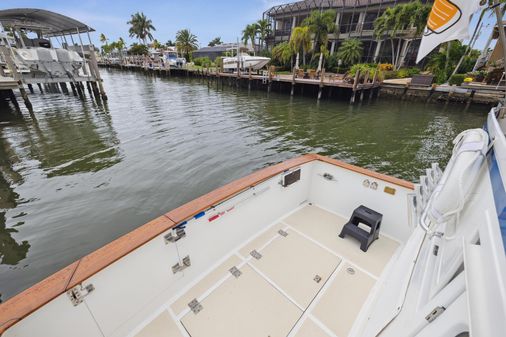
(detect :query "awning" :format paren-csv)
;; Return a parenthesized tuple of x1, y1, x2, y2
(0, 8, 94, 37)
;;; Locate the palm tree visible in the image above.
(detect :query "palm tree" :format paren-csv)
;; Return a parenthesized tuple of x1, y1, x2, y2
(208, 37, 222, 47)
(116, 38, 126, 59)
(175, 29, 199, 61)
(256, 19, 272, 51)
(99, 33, 108, 44)
(242, 24, 257, 51)
(272, 41, 293, 66)
(127, 12, 156, 45)
(152, 39, 163, 50)
(117, 37, 126, 50)
(289, 26, 311, 69)
(336, 38, 363, 66)
(302, 9, 337, 54)
(374, 1, 430, 68)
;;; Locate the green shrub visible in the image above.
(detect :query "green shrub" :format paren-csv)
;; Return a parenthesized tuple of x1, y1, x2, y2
(395, 67, 420, 78)
(325, 53, 340, 73)
(449, 74, 466, 86)
(349, 63, 379, 80)
(485, 69, 503, 84)
(193, 57, 212, 67)
(128, 43, 148, 55)
(467, 70, 486, 82)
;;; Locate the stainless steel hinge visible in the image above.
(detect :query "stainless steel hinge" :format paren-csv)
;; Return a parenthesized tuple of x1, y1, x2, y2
(188, 298, 203, 314)
(164, 228, 186, 243)
(250, 250, 262, 260)
(229, 266, 242, 278)
(172, 255, 191, 274)
(278, 229, 288, 237)
(67, 284, 95, 306)
(425, 306, 445, 323)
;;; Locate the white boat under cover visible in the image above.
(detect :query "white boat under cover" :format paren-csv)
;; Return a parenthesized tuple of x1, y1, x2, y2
(223, 53, 270, 71)
(1, 107, 506, 337)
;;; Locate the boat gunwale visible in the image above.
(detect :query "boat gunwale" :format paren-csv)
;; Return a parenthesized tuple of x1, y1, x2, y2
(0, 154, 413, 334)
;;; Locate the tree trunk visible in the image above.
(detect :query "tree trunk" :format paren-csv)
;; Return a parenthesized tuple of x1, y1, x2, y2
(295, 52, 300, 69)
(390, 39, 395, 65)
(444, 41, 451, 77)
(317, 52, 324, 72)
(397, 39, 411, 70)
(303, 50, 306, 66)
(394, 39, 402, 70)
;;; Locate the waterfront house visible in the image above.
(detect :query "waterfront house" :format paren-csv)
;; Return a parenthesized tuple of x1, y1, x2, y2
(193, 43, 253, 61)
(264, 0, 432, 66)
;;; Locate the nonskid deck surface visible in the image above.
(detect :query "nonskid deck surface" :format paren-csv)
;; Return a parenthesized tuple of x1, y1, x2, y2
(134, 205, 400, 337)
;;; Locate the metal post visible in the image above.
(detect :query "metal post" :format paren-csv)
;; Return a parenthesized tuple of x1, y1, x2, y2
(62, 34, 69, 49)
(84, 26, 107, 100)
(448, 8, 485, 82)
(494, 0, 506, 103)
(76, 27, 88, 76)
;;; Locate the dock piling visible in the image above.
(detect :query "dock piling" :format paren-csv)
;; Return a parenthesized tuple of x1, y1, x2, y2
(59, 82, 69, 94)
(18, 85, 33, 112)
(350, 70, 360, 104)
(69, 82, 77, 96)
(7, 89, 21, 114)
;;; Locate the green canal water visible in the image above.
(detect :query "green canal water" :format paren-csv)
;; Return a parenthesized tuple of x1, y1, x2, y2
(0, 68, 488, 301)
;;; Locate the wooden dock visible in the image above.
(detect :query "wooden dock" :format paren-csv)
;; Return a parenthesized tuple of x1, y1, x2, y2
(100, 63, 381, 104)
(0, 75, 18, 90)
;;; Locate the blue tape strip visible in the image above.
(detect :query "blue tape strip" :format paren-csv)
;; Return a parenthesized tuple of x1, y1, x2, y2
(194, 211, 205, 219)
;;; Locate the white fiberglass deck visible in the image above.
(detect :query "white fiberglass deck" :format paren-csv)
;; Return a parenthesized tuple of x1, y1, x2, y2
(134, 204, 400, 337)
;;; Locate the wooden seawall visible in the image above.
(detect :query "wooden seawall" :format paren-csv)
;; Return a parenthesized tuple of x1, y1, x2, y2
(99, 63, 381, 104)
(100, 63, 502, 106)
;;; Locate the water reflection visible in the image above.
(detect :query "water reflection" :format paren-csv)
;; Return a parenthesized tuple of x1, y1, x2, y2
(0, 90, 122, 299)
(19, 103, 121, 177)
(0, 127, 29, 266)
(0, 212, 30, 265)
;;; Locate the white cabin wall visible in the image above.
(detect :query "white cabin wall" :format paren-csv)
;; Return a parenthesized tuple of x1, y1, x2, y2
(307, 161, 413, 242)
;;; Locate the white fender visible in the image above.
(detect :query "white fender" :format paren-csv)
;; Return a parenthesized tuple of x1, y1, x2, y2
(429, 128, 489, 227)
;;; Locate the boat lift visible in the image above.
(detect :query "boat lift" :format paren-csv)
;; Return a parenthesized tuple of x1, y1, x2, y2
(0, 8, 107, 113)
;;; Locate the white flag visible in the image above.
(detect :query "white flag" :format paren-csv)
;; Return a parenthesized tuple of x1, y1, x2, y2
(416, 0, 482, 63)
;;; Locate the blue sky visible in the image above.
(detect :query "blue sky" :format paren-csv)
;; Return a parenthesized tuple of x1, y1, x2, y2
(0, 0, 285, 47)
(0, 0, 501, 52)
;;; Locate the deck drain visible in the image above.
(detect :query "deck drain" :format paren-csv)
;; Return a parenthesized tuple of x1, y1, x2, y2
(313, 275, 322, 283)
(346, 267, 355, 275)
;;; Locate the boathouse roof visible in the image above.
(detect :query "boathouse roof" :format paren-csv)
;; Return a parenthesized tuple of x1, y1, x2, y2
(0, 8, 94, 36)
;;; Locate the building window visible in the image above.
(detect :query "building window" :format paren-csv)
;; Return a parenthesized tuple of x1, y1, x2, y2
(363, 12, 378, 31)
(340, 13, 360, 34)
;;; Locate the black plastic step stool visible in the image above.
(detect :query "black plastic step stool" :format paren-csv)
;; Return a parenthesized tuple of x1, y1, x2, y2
(339, 205, 382, 252)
